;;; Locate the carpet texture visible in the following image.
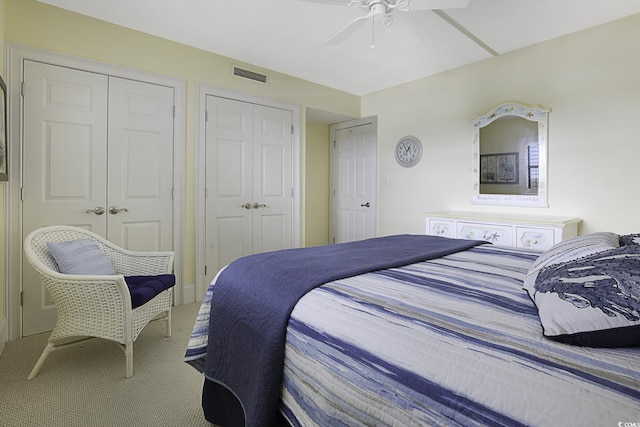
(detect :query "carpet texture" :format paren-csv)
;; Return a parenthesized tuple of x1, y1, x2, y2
(0, 303, 211, 427)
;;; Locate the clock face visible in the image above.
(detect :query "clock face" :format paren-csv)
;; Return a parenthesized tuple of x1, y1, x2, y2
(395, 136, 422, 167)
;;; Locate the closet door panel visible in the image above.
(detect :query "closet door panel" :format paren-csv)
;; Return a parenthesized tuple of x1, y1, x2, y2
(107, 77, 175, 251)
(252, 105, 293, 254)
(205, 96, 253, 285)
(22, 61, 108, 336)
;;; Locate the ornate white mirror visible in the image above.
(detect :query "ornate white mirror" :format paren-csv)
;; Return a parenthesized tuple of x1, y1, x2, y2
(471, 102, 550, 207)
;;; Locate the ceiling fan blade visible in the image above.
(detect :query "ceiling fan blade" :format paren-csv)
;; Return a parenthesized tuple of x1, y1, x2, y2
(327, 13, 372, 45)
(406, 0, 470, 11)
(386, 20, 420, 49)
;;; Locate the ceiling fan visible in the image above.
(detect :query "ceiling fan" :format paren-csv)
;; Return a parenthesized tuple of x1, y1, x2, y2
(301, 0, 470, 47)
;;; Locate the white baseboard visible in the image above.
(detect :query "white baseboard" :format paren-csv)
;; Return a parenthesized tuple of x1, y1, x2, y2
(183, 283, 197, 305)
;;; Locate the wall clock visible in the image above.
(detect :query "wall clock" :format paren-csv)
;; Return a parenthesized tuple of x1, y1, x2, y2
(395, 135, 422, 168)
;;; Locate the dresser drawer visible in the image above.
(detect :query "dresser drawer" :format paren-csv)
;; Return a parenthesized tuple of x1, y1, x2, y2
(428, 219, 456, 238)
(516, 227, 555, 250)
(458, 222, 513, 246)
(425, 212, 581, 249)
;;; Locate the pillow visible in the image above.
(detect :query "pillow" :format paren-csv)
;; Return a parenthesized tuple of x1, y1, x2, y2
(529, 243, 640, 347)
(620, 233, 640, 246)
(47, 239, 117, 275)
(523, 232, 620, 297)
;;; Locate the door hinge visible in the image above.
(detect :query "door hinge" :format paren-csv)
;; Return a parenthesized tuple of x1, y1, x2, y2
(291, 125, 294, 135)
(204, 265, 207, 276)
(20, 187, 25, 201)
(21, 81, 25, 97)
(172, 188, 176, 200)
(172, 105, 176, 118)
(204, 188, 208, 199)
(20, 291, 24, 306)
(333, 140, 336, 148)
(205, 110, 209, 122)
(291, 188, 294, 198)
(332, 237, 336, 244)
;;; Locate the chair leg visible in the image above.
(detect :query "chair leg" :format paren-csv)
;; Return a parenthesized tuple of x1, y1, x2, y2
(28, 342, 55, 380)
(125, 341, 133, 378)
(165, 310, 172, 338)
(27, 337, 95, 380)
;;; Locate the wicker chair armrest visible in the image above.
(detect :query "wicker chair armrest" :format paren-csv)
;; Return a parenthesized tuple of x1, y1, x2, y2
(106, 250, 175, 276)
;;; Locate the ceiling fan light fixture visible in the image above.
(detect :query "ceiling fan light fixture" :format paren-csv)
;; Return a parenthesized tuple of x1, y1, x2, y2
(395, 0, 411, 12)
(317, 0, 471, 47)
(371, 2, 387, 17)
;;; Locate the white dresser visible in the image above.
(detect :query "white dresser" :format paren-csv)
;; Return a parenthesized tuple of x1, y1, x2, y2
(424, 211, 582, 251)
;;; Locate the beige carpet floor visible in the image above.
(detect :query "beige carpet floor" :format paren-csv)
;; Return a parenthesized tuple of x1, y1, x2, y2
(0, 303, 212, 427)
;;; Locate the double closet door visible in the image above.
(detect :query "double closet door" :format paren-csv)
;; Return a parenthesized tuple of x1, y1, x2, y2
(22, 61, 175, 336)
(204, 95, 293, 286)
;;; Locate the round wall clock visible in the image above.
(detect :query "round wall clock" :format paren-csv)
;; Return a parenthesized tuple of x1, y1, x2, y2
(395, 135, 422, 168)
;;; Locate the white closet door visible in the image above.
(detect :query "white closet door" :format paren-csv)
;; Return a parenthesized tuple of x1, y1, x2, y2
(22, 61, 109, 336)
(204, 96, 293, 286)
(21, 62, 176, 336)
(252, 105, 293, 254)
(332, 122, 376, 243)
(204, 95, 254, 285)
(107, 77, 175, 251)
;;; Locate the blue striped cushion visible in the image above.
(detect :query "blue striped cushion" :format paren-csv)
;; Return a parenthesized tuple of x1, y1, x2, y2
(47, 239, 116, 275)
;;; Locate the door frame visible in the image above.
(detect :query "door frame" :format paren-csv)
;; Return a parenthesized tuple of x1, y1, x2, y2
(5, 44, 186, 340)
(329, 116, 378, 243)
(195, 84, 301, 300)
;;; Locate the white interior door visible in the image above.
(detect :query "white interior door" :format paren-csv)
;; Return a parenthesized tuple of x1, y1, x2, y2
(107, 77, 174, 251)
(251, 104, 293, 254)
(204, 95, 253, 286)
(331, 119, 377, 244)
(22, 61, 109, 335)
(21, 61, 175, 336)
(204, 96, 293, 286)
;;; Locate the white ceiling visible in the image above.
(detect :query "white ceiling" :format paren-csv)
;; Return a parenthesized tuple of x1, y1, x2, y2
(37, 0, 640, 96)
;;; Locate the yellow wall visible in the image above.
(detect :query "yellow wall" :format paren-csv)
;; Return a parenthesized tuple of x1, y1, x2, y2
(363, 13, 640, 236)
(305, 122, 331, 246)
(3, 0, 360, 296)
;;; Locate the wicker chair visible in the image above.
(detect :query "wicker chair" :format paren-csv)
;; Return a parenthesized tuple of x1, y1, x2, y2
(23, 225, 175, 379)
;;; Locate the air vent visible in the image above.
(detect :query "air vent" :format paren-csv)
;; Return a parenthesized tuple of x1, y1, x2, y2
(233, 66, 268, 84)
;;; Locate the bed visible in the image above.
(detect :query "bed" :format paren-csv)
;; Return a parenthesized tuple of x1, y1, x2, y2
(185, 233, 640, 427)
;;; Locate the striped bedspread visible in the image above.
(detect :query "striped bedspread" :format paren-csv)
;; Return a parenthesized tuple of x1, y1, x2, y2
(279, 245, 640, 427)
(187, 244, 640, 426)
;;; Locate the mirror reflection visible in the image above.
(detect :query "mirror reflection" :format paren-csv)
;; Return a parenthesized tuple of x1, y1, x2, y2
(479, 117, 538, 195)
(471, 102, 550, 207)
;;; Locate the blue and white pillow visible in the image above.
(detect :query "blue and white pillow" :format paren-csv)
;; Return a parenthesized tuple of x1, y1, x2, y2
(620, 233, 640, 246)
(527, 241, 640, 347)
(523, 232, 620, 297)
(47, 239, 117, 275)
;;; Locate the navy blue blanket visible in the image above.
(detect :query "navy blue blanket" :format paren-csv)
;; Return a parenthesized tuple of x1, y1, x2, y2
(202, 234, 486, 427)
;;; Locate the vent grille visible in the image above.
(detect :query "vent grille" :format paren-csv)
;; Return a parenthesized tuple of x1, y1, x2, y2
(233, 66, 268, 84)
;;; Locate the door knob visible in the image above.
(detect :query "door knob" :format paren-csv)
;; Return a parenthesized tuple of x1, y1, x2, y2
(360, 202, 371, 208)
(85, 207, 105, 215)
(253, 202, 267, 209)
(109, 206, 129, 215)
(241, 203, 253, 209)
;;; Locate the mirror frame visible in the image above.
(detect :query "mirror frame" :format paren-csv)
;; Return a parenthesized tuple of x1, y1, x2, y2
(471, 102, 550, 207)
